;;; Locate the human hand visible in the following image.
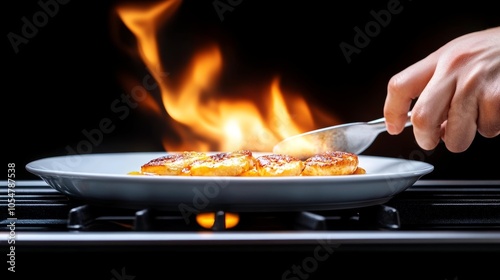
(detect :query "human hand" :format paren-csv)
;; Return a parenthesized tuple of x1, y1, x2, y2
(384, 26, 500, 152)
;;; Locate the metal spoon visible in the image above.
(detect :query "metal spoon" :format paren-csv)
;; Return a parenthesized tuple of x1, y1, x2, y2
(273, 111, 412, 159)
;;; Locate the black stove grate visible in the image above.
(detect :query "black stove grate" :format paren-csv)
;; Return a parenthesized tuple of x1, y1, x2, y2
(2, 180, 500, 232)
(61, 204, 401, 232)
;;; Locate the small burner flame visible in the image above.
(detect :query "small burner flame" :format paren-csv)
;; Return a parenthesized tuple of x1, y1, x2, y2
(196, 212, 239, 230)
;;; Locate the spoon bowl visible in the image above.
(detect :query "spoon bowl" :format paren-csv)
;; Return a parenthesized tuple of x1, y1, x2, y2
(273, 112, 412, 160)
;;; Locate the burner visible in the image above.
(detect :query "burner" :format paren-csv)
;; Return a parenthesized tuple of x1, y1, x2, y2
(3, 180, 500, 233)
(64, 203, 399, 232)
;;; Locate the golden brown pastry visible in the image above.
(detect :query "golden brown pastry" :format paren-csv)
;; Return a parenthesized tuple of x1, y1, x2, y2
(254, 154, 305, 177)
(301, 151, 359, 176)
(187, 150, 256, 176)
(240, 168, 260, 177)
(137, 150, 365, 176)
(140, 151, 208, 175)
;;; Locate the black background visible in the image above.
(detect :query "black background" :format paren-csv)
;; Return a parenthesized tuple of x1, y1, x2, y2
(4, 0, 500, 180)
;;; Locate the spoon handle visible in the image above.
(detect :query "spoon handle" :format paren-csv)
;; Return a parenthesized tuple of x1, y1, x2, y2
(367, 111, 413, 132)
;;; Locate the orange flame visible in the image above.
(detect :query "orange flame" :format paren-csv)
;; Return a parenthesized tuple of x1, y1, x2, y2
(196, 212, 239, 229)
(114, 0, 338, 152)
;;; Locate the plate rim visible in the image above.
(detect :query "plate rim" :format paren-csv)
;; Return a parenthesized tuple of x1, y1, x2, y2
(24, 152, 434, 211)
(25, 151, 434, 181)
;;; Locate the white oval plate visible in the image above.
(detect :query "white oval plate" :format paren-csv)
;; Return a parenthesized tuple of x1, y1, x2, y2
(26, 152, 434, 212)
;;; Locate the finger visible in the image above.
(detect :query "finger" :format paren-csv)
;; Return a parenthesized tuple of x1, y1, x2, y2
(442, 98, 478, 153)
(444, 64, 498, 152)
(477, 86, 500, 138)
(384, 53, 438, 134)
(410, 66, 457, 151)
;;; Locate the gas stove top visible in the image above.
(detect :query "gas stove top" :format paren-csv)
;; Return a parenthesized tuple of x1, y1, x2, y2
(2, 180, 500, 278)
(3, 179, 500, 243)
